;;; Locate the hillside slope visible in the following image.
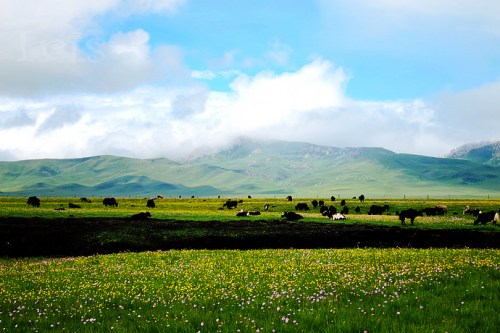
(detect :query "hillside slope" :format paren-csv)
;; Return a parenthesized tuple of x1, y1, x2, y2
(2, 140, 500, 198)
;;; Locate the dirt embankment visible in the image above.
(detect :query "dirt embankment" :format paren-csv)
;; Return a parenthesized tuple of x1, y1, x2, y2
(1, 217, 499, 258)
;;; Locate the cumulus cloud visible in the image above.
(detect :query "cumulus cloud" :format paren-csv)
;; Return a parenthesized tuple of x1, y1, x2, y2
(430, 81, 500, 143)
(0, 109, 37, 129)
(191, 70, 216, 80)
(0, 0, 188, 97)
(171, 91, 209, 119)
(35, 104, 82, 136)
(1, 58, 497, 161)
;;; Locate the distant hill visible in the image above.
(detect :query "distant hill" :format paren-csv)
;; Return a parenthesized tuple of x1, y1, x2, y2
(442, 141, 500, 166)
(2, 139, 500, 198)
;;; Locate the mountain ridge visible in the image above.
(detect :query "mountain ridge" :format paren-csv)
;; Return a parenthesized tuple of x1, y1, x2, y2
(1, 139, 500, 198)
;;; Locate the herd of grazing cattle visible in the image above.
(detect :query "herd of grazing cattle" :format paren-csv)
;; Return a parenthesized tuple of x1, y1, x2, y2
(23, 195, 500, 226)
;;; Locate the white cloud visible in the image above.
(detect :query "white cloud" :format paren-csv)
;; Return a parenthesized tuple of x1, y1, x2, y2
(267, 40, 292, 66)
(0, 0, 189, 97)
(1, 58, 498, 161)
(191, 70, 216, 80)
(35, 104, 83, 137)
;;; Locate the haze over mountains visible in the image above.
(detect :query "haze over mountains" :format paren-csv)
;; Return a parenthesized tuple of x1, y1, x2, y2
(1, 139, 500, 199)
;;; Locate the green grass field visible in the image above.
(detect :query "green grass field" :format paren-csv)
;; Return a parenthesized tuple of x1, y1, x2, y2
(1, 249, 499, 332)
(1, 196, 499, 230)
(1, 197, 500, 332)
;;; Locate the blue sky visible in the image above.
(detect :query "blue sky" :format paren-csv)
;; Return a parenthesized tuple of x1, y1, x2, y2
(1, 0, 500, 160)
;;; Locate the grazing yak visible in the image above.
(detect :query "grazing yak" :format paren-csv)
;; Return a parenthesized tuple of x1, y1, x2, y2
(236, 209, 248, 217)
(80, 197, 91, 203)
(463, 206, 481, 217)
(27, 196, 40, 207)
(157, 195, 163, 199)
(398, 208, 421, 225)
(435, 205, 448, 215)
(319, 200, 324, 206)
(359, 195, 365, 203)
(474, 211, 499, 225)
(368, 205, 390, 215)
(223, 200, 238, 209)
(69, 203, 81, 209)
(295, 203, 310, 211)
(341, 206, 349, 215)
(146, 199, 155, 208)
(248, 195, 252, 199)
(236, 210, 261, 217)
(330, 213, 346, 221)
(311, 200, 319, 208)
(130, 212, 151, 220)
(421, 207, 438, 216)
(264, 204, 269, 211)
(355, 206, 361, 213)
(331, 196, 336, 201)
(286, 195, 293, 202)
(340, 199, 346, 206)
(103, 197, 118, 207)
(281, 211, 303, 221)
(320, 205, 329, 215)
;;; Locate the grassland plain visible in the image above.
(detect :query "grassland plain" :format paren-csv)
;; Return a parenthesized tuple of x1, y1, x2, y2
(1, 249, 499, 332)
(1, 197, 500, 332)
(1, 197, 500, 257)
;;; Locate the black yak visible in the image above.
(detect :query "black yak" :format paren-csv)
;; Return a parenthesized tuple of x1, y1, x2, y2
(69, 203, 81, 209)
(355, 206, 361, 213)
(331, 196, 336, 201)
(368, 205, 389, 215)
(236, 210, 248, 217)
(435, 205, 448, 215)
(27, 196, 40, 207)
(286, 195, 293, 201)
(80, 197, 91, 203)
(223, 200, 238, 209)
(295, 203, 310, 211)
(398, 208, 421, 225)
(340, 199, 346, 206)
(359, 195, 365, 203)
(103, 197, 118, 207)
(311, 200, 319, 208)
(474, 211, 499, 225)
(341, 206, 349, 215)
(146, 199, 156, 208)
(421, 207, 438, 216)
(281, 212, 303, 221)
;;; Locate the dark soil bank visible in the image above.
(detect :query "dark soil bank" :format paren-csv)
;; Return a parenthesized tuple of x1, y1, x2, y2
(1, 217, 499, 258)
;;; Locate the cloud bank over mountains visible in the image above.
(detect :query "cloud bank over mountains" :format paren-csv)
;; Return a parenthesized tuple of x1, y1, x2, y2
(0, 0, 499, 161)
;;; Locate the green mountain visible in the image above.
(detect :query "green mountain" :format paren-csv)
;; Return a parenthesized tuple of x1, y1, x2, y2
(2, 139, 500, 198)
(441, 141, 500, 166)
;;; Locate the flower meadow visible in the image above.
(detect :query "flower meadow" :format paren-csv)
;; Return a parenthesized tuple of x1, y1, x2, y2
(1, 248, 499, 332)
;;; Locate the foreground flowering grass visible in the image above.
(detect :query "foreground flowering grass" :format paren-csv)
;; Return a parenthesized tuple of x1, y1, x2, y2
(1, 249, 499, 332)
